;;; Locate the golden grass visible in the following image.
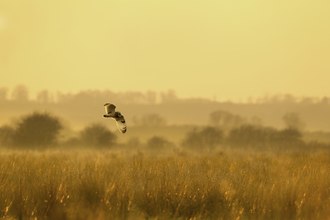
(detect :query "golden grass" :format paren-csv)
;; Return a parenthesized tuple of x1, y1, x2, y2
(1, 150, 330, 219)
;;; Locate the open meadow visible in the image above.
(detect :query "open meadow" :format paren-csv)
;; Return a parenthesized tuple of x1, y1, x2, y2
(1, 149, 330, 220)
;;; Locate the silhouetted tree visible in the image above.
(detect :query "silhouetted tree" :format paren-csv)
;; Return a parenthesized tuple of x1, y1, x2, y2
(126, 137, 141, 149)
(209, 110, 247, 130)
(146, 90, 157, 104)
(227, 125, 277, 147)
(256, 94, 298, 104)
(182, 127, 223, 152)
(11, 84, 29, 102)
(133, 114, 167, 127)
(146, 136, 173, 151)
(250, 116, 263, 126)
(283, 112, 305, 130)
(37, 90, 53, 103)
(80, 123, 117, 148)
(0, 87, 9, 101)
(160, 90, 178, 103)
(320, 96, 329, 105)
(63, 137, 81, 148)
(282, 94, 297, 104)
(12, 112, 63, 149)
(300, 97, 318, 104)
(123, 91, 146, 104)
(227, 124, 303, 149)
(275, 128, 303, 145)
(0, 125, 15, 146)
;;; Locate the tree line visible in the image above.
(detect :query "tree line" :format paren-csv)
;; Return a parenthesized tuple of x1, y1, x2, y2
(0, 110, 325, 152)
(1, 85, 329, 105)
(0, 85, 179, 104)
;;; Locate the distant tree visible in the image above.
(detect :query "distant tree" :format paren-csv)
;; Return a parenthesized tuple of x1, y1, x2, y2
(121, 91, 146, 104)
(0, 125, 15, 146)
(227, 124, 303, 148)
(209, 110, 247, 130)
(11, 84, 29, 102)
(256, 94, 298, 104)
(126, 137, 141, 149)
(56, 89, 159, 105)
(146, 136, 173, 151)
(282, 94, 297, 104)
(283, 112, 305, 131)
(36, 90, 53, 103)
(182, 127, 223, 152)
(250, 116, 263, 126)
(275, 128, 303, 145)
(160, 90, 178, 103)
(63, 137, 81, 148)
(56, 91, 75, 104)
(12, 112, 63, 149)
(133, 114, 167, 127)
(80, 123, 117, 148)
(320, 96, 329, 105)
(146, 90, 157, 104)
(0, 87, 9, 101)
(227, 125, 277, 147)
(300, 97, 318, 104)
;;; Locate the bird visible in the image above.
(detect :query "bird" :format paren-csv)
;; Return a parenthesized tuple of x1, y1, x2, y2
(103, 103, 127, 133)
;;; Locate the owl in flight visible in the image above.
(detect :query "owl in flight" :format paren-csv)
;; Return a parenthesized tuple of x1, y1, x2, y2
(103, 103, 127, 133)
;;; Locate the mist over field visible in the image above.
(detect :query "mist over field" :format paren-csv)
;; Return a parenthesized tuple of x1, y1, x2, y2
(1, 85, 330, 148)
(1, 87, 330, 219)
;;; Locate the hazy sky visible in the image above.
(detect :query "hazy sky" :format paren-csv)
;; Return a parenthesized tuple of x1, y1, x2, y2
(0, 0, 329, 101)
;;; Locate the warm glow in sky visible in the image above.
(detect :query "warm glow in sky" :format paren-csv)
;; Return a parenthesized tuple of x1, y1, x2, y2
(0, 0, 329, 101)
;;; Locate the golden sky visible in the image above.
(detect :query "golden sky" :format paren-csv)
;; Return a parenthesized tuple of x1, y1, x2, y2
(0, 0, 329, 101)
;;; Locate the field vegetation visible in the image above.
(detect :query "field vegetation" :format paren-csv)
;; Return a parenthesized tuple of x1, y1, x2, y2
(1, 109, 330, 219)
(1, 149, 330, 219)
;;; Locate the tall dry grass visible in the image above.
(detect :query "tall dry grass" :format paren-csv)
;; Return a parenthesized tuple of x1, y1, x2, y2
(1, 150, 330, 219)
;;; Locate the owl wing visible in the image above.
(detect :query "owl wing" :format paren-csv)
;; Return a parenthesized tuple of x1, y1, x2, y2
(115, 115, 127, 133)
(104, 103, 116, 114)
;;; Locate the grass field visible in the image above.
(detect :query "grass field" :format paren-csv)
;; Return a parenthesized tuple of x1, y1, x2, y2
(1, 149, 330, 219)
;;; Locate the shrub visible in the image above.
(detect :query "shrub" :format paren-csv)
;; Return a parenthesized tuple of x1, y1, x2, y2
(145, 136, 173, 151)
(0, 125, 15, 146)
(209, 110, 247, 130)
(227, 124, 303, 149)
(227, 125, 277, 147)
(11, 112, 63, 149)
(283, 112, 305, 130)
(80, 123, 117, 148)
(126, 137, 141, 149)
(182, 126, 223, 152)
(133, 114, 167, 127)
(275, 128, 303, 146)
